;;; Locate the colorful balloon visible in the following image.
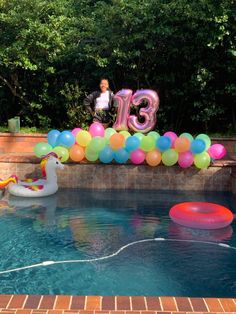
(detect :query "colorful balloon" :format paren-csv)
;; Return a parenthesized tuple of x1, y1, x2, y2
(109, 133, 125, 150)
(47, 130, 60, 148)
(178, 151, 194, 168)
(156, 136, 171, 152)
(119, 130, 131, 139)
(196, 134, 211, 149)
(53, 146, 69, 162)
(128, 89, 159, 133)
(71, 128, 82, 137)
(134, 132, 145, 141)
(146, 150, 162, 167)
(194, 152, 211, 169)
(130, 149, 146, 164)
(69, 144, 85, 162)
(140, 135, 155, 152)
(208, 144, 226, 159)
(174, 137, 190, 153)
(56, 131, 75, 148)
(162, 149, 178, 166)
(113, 89, 133, 131)
(99, 146, 114, 163)
(125, 136, 140, 152)
(179, 133, 194, 142)
(190, 139, 206, 154)
(148, 131, 160, 141)
(89, 122, 105, 137)
(34, 142, 52, 158)
(89, 137, 106, 152)
(114, 148, 129, 164)
(76, 130, 92, 147)
(85, 147, 99, 162)
(164, 131, 177, 147)
(105, 128, 116, 143)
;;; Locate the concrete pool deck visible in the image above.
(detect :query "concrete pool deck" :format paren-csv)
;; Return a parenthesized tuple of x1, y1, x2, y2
(0, 295, 236, 314)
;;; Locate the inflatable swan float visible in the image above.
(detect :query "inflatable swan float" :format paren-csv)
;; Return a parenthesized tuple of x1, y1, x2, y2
(0, 152, 64, 197)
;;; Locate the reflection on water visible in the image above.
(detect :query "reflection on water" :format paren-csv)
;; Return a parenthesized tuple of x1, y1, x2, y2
(0, 189, 235, 296)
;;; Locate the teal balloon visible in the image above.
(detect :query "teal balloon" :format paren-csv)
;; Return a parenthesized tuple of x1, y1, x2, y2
(99, 146, 114, 163)
(180, 132, 194, 142)
(156, 136, 171, 152)
(196, 134, 211, 149)
(56, 131, 75, 148)
(114, 148, 129, 164)
(34, 142, 52, 158)
(48, 130, 60, 148)
(190, 139, 206, 154)
(125, 136, 140, 152)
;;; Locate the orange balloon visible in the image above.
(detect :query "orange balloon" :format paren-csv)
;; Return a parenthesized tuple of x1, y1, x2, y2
(146, 150, 162, 166)
(69, 144, 85, 162)
(174, 137, 190, 153)
(109, 133, 125, 150)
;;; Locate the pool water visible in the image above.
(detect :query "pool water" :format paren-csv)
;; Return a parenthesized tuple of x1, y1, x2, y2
(0, 189, 235, 296)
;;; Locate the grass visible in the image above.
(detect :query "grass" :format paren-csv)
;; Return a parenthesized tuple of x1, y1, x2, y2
(0, 126, 50, 134)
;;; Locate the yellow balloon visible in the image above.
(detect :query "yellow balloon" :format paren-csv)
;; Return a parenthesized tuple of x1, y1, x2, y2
(76, 130, 92, 147)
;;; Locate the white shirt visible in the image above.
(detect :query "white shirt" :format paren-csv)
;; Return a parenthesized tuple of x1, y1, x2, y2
(95, 91, 109, 110)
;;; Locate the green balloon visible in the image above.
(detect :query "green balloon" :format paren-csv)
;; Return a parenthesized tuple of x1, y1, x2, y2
(89, 137, 106, 152)
(105, 128, 116, 142)
(134, 132, 145, 140)
(148, 131, 160, 141)
(34, 142, 52, 158)
(194, 152, 211, 169)
(119, 130, 131, 139)
(162, 149, 178, 166)
(196, 134, 211, 149)
(180, 133, 194, 142)
(53, 146, 69, 162)
(140, 136, 155, 152)
(85, 147, 99, 161)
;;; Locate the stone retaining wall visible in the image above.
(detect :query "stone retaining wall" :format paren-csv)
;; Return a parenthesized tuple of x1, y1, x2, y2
(0, 161, 232, 192)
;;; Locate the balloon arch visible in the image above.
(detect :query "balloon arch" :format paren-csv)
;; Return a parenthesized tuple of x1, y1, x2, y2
(34, 89, 226, 168)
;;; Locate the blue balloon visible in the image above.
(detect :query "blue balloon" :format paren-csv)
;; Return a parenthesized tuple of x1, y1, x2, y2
(114, 148, 129, 164)
(190, 139, 206, 154)
(48, 129, 60, 148)
(99, 146, 114, 163)
(156, 136, 171, 152)
(56, 131, 75, 148)
(125, 136, 140, 152)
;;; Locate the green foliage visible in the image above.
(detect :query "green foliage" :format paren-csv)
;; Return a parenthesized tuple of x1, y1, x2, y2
(0, 0, 235, 133)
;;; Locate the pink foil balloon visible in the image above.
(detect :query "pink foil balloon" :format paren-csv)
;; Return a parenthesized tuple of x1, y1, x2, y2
(208, 144, 226, 159)
(130, 149, 146, 164)
(128, 89, 159, 133)
(113, 89, 133, 131)
(178, 151, 194, 168)
(89, 122, 105, 137)
(71, 128, 82, 136)
(164, 131, 178, 147)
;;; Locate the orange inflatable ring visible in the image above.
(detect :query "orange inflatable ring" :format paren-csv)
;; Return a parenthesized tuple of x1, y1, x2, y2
(169, 202, 233, 230)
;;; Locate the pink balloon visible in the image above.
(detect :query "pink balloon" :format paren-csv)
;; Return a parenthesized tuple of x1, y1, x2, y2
(113, 89, 133, 131)
(89, 122, 105, 137)
(178, 151, 194, 168)
(128, 90, 159, 133)
(130, 149, 146, 164)
(71, 128, 82, 136)
(208, 144, 226, 159)
(164, 131, 178, 147)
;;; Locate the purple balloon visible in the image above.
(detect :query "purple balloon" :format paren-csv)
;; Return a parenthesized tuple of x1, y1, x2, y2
(89, 122, 105, 137)
(164, 131, 178, 147)
(71, 128, 82, 136)
(178, 151, 194, 168)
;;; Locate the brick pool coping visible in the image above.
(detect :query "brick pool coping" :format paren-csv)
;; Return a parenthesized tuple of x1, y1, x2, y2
(0, 295, 236, 314)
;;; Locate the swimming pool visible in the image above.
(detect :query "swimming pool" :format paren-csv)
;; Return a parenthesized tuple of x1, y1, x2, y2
(0, 189, 235, 296)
